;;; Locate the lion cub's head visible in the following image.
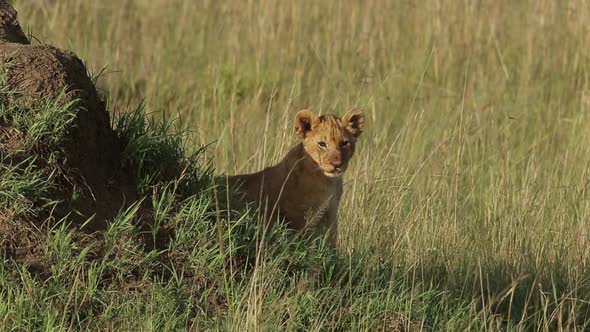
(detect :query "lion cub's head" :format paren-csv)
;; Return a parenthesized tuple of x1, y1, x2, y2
(294, 109, 365, 178)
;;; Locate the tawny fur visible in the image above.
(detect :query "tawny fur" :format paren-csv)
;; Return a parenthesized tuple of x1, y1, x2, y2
(225, 109, 365, 246)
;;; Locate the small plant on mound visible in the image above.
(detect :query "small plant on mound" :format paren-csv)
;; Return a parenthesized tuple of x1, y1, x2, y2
(0, 87, 85, 218)
(0, 156, 55, 217)
(1, 93, 78, 153)
(0, 66, 69, 218)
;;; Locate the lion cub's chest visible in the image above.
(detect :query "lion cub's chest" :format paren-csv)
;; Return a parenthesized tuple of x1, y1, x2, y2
(280, 175, 341, 229)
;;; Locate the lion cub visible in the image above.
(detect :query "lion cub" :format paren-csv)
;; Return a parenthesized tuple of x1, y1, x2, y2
(226, 109, 365, 246)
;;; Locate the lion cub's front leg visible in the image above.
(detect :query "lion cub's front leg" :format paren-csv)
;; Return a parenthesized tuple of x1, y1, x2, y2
(320, 190, 341, 248)
(299, 193, 340, 247)
(325, 205, 339, 247)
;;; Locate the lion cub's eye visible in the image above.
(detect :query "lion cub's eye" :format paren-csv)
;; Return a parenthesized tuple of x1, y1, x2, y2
(340, 140, 349, 147)
(317, 141, 327, 148)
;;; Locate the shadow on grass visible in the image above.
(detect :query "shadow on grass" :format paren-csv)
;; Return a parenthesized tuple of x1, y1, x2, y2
(399, 254, 590, 329)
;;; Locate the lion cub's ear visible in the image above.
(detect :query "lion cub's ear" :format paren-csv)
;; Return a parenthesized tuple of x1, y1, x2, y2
(341, 109, 365, 138)
(295, 110, 316, 139)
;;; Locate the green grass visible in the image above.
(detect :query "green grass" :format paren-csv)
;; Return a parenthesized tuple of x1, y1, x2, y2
(0, 156, 54, 217)
(2, 0, 590, 330)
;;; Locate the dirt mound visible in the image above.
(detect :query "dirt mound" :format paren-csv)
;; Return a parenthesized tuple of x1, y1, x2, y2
(0, 2, 134, 259)
(0, 40, 121, 188)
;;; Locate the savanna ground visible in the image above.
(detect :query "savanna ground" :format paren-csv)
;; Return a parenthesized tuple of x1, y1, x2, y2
(3, 0, 590, 330)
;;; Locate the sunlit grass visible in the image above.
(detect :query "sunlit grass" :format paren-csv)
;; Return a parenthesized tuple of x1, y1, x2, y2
(8, 0, 590, 329)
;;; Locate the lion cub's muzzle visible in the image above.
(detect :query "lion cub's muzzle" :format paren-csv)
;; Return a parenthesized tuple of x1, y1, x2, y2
(323, 164, 346, 177)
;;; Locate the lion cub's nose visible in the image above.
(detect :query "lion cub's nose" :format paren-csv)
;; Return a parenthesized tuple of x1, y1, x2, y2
(329, 155, 342, 168)
(331, 161, 343, 168)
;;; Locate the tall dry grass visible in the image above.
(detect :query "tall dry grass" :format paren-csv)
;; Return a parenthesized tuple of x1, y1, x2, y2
(14, 0, 590, 328)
